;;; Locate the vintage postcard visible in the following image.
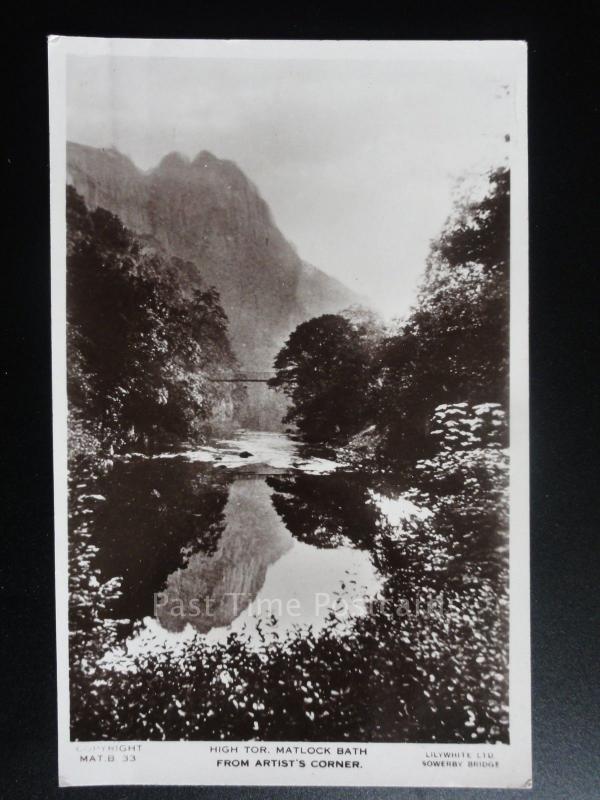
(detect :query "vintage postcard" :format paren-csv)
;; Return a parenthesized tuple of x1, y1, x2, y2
(49, 37, 531, 788)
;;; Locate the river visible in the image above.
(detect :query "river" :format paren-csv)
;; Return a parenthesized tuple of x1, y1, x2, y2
(79, 430, 403, 665)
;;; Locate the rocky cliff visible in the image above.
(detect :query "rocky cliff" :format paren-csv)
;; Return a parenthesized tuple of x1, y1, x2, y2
(67, 143, 360, 377)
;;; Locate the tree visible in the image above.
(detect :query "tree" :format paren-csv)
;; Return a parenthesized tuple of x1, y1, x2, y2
(268, 314, 371, 442)
(372, 168, 510, 462)
(66, 186, 243, 453)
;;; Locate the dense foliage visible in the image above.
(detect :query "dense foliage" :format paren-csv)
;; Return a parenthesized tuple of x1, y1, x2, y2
(374, 168, 509, 461)
(69, 404, 508, 742)
(270, 168, 510, 463)
(67, 187, 244, 455)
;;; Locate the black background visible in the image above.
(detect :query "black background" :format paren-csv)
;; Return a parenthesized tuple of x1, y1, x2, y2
(3, 3, 599, 798)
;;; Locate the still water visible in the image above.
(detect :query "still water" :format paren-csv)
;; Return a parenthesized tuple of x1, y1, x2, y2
(86, 431, 389, 660)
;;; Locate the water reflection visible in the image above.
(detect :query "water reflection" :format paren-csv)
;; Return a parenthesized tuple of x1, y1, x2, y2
(153, 475, 380, 643)
(267, 473, 381, 550)
(157, 478, 293, 633)
(89, 432, 386, 651)
(89, 459, 233, 622)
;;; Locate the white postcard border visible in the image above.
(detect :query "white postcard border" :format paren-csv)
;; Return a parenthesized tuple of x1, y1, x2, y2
(49, 36, 531, 789)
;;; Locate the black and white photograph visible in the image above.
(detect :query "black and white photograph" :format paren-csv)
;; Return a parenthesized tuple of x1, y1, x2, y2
(49, 37, 530, 788)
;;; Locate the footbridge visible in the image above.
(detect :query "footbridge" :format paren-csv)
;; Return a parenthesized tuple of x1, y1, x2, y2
(208, 371, 277, 383)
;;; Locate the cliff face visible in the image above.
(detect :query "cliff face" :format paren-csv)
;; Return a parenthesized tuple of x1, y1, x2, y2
(67, 143, 360, 376)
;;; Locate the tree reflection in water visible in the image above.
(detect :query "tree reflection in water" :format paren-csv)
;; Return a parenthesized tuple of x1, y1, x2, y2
(267, 472, 381, 551)
(87, 458, 233, 624)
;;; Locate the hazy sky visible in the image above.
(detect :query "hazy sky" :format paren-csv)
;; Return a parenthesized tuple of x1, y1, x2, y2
(67, 52, 513, 319)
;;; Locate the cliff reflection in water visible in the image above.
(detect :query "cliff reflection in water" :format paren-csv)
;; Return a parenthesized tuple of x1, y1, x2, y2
(157, 478, 294, 633)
